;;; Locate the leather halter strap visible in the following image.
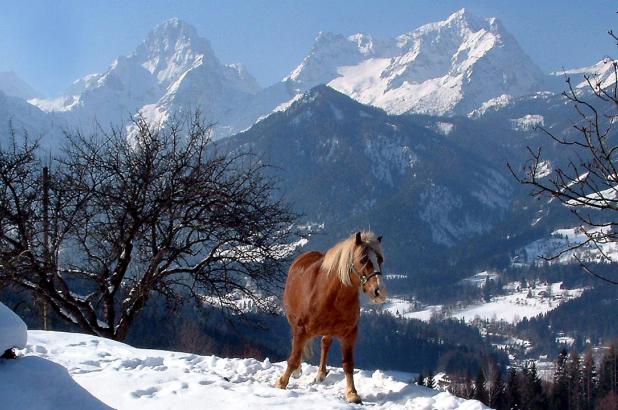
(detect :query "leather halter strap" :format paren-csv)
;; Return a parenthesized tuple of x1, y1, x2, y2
(349, 262, 382, 287)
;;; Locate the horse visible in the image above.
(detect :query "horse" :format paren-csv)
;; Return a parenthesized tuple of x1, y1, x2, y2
(275, 231, 388, 404)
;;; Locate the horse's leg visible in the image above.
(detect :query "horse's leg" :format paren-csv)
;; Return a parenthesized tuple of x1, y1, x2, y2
(276, 330, 308, 389)
(341, 329, 361, 404)
(314, 335, 332, 383)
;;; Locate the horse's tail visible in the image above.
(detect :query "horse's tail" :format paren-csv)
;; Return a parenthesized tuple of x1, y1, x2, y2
(301, 337, 315, 362)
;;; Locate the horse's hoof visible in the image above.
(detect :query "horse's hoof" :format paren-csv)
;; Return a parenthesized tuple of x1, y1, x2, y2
(313, 370, 329, 384)
(275, 378, 288, 389)
(346, 392, 362, 404)
(291, 367, 302, 379)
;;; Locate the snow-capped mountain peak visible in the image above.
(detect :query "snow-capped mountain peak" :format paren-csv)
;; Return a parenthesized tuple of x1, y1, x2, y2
(284, 31, 396, 89)
(29, 18, 262, 136)
(134, 17, 215, 87)
(287, 8, 546, 116)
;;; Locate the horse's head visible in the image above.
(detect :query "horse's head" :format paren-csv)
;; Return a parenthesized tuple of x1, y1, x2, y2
(352, 231, 388, 304)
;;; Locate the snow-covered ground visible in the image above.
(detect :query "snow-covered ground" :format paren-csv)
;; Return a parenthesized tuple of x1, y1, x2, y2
(509, 114, 544, 131)
(523, 226, 618, 265)
(377, 281, 585, 325)
(451, 281, 584, 323)
(0, 302, 27, 353)
(377, 298, 444, 322)
(1, 330, 489, 410)
(451, 281, 584, 324)
(459, 271, 499, 288)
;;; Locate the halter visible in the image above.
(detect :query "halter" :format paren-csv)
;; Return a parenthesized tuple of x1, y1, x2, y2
(349, 261, 382, 288)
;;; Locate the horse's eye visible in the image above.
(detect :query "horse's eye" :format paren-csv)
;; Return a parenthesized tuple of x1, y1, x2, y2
(377, 256, 384, 264)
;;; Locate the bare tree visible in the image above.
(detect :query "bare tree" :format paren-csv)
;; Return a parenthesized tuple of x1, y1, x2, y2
(0, 114, 297, 340)
(509, 30, 618, 285)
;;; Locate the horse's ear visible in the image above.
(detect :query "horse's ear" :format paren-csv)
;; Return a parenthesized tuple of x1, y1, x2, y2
(355, 232, 362, 245)
(377, 235, 383, 243)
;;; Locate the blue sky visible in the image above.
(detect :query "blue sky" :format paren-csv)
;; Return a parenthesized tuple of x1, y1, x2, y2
(1, 0, 616, 97)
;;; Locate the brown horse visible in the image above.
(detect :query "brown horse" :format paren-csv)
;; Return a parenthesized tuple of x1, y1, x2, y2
(275, 231, 387, 404)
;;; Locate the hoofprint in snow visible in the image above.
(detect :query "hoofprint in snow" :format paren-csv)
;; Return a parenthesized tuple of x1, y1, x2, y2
(376, 280, 585, 325)
(2, 330, 490, 410)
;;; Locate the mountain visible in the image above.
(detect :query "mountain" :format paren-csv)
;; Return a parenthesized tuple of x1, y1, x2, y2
(0, 71, 42, 100)
(285, 9, 547, 116)
(0, 91, 65, 151)
(31, 18, 263, 135)
(551, 57, 618, 89)
(222, 85, 516, 279)
(27, 10, 554, 138)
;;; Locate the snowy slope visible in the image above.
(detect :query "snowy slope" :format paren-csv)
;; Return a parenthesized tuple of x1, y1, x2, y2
(0, 71, 42, 100)
(287, 9, 546, 116)
(0, 91, 66, 151)
(451, 282, 585, 323)
(552, 58, 618, 90)
(378, 281, 585, 325)
(523, 226, 618, 265)
(3, 331, 490, 410)
(0, 302, 27, 353)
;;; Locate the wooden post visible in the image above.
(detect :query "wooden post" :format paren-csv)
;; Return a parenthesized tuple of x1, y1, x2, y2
(42, 166, 50, 331)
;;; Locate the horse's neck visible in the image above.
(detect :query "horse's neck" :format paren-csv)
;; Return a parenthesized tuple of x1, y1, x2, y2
(320, 265, 360, 304)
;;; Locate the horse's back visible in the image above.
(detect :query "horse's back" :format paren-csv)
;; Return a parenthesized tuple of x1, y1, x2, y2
(283, 251, 323, 320)
(289, 251, 323, 274)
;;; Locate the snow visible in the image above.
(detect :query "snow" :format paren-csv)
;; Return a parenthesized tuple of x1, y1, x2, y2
(376, 297, 443, 322)
(523, 225, 618, 264)
(293, 9, 546, 117)
(460, 271, 499, 288)
(555, 336, 575, 346)
(0, 355, 111, 410)
(7, 10, 554, 145)
(0, 302, 27, 353)
(468, 94, 512, 118)
(534, 160, 552, 179)
(552, 58, 618, 90)
(380, 281, 585, 325)
(510, 114, 544, 131)
(2, 330, 490, 410)
(434, 122, 454, 136)
(451, 281, 585, 324)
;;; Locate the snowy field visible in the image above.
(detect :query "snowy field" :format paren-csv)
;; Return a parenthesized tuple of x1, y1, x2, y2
(377, 281, 585, 325)
(1, 330, 489, 410)
(450, 281, 584, 323)
(523, 226, 618, 265)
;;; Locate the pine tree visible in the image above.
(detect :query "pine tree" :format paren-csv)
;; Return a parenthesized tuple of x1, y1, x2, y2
(464, 372, 475, 400)
(426, 370, 435, 389)
(581, 346, 597, 410)
(551, 349, 569, 410)
(598, 342, 618, 407)
(489, 368, 506, 410)
(520, 364, 533, 409)
(566, 350, 583, 410)
(506, 368, 521, 409)
(474, 367, 488, 405)
(417, 372, 425, 387)
(528, 362, 547, 410)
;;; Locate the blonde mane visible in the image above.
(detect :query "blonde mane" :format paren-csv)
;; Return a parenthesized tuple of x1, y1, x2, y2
(321, 231, 383, 286)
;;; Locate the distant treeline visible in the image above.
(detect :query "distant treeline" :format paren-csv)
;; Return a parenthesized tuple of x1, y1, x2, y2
(516, 285, 618, 357)
(441, 343, 618, 410)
